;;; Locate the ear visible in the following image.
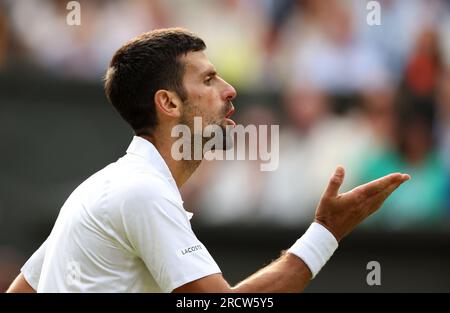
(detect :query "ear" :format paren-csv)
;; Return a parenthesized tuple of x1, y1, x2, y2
(154, 89, 182, 119)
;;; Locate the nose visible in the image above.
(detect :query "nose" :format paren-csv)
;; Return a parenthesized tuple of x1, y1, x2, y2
(222, 79, 237, 102)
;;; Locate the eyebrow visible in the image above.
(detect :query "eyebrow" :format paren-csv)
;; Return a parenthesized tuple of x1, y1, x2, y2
(200, 69, 217, 77)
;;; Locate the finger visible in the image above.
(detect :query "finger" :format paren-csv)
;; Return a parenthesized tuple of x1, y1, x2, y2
(355, 173, 410, 199)
(323, 166, 345, 198)
(367, 179, 406, 214)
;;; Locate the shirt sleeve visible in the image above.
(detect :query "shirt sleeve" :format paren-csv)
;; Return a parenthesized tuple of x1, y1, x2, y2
(120, 187, 221, 292)
(20, 239, 48, 290)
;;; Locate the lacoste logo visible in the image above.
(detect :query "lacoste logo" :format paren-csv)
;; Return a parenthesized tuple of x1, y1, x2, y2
(180, 244, 203, 256)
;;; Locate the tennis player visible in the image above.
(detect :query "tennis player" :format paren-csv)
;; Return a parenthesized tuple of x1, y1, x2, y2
(7, 28, 410, 293)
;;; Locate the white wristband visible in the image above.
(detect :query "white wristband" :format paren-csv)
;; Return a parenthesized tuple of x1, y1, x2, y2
(287, 222, 338, 278)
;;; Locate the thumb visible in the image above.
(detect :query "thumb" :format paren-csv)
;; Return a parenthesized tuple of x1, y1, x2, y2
(324, 166, 345, 198)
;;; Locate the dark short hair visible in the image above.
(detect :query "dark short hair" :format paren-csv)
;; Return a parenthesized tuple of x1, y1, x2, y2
(104, 28, 206, 135)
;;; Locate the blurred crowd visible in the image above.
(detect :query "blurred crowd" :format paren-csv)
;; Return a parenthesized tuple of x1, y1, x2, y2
(1, 0, 450, 230)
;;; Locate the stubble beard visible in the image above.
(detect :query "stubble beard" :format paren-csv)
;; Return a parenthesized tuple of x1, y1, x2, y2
(179, 100, 234, 156)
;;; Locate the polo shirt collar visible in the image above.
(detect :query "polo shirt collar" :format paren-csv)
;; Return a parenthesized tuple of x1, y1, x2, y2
(125, 136, 194, 221)
(126, 136, 176, 186)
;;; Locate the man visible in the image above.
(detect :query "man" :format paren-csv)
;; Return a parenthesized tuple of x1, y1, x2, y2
(7, 28, 410, 293)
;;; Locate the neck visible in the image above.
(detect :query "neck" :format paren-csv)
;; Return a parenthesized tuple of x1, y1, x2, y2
(139, 133, 201, 189)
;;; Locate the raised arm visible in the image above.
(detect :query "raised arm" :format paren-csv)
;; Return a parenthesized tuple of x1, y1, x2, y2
(173, 166, 410, 293)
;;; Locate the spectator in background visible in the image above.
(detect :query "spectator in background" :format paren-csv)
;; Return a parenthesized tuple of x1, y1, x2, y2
(352, 0, 445, 81)
(288, 0, 388, 95)
(256, 85, 330, 225)
(404, 27, 442, 99)
(358, 100, 449, 229)
(8, 0, 167, 79)
(436, 70, 450, 172)
(355, 3, 449, 229)
(172, 0, 269, 91)
(256, 83, 368, 226)
(435, 70, 450, 214)
(358, 85, 397, 154)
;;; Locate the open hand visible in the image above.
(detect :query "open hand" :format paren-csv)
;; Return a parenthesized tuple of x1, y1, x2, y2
(315, 166, 410, 242)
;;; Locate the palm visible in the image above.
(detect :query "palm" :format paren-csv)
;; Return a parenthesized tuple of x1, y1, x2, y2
(315, 167, 410, 241)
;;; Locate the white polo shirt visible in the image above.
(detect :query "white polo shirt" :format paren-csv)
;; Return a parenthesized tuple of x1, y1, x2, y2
(21, 136, 221, 292)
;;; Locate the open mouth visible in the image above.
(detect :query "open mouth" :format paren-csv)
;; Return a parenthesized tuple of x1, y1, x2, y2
(224, 106, 236, 126)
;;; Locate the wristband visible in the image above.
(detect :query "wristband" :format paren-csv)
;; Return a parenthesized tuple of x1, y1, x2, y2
(287, 222, 338, 278)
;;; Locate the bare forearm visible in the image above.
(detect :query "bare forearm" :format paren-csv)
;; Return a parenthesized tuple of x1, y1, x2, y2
(231, 253, 312, 293)
(175, 169, 410, 293)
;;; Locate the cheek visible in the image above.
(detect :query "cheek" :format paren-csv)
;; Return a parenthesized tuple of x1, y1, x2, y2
(195, 92, 224, 116)
(193, 108, 223, 128)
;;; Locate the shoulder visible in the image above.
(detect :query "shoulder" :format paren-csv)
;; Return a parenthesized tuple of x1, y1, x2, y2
(110, 168, 184, 218)
(120, 171, 177, 203)
(80, 160, 185, 227)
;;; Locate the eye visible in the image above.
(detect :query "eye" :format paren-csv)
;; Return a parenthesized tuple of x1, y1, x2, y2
(204, 76, 213, 85)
